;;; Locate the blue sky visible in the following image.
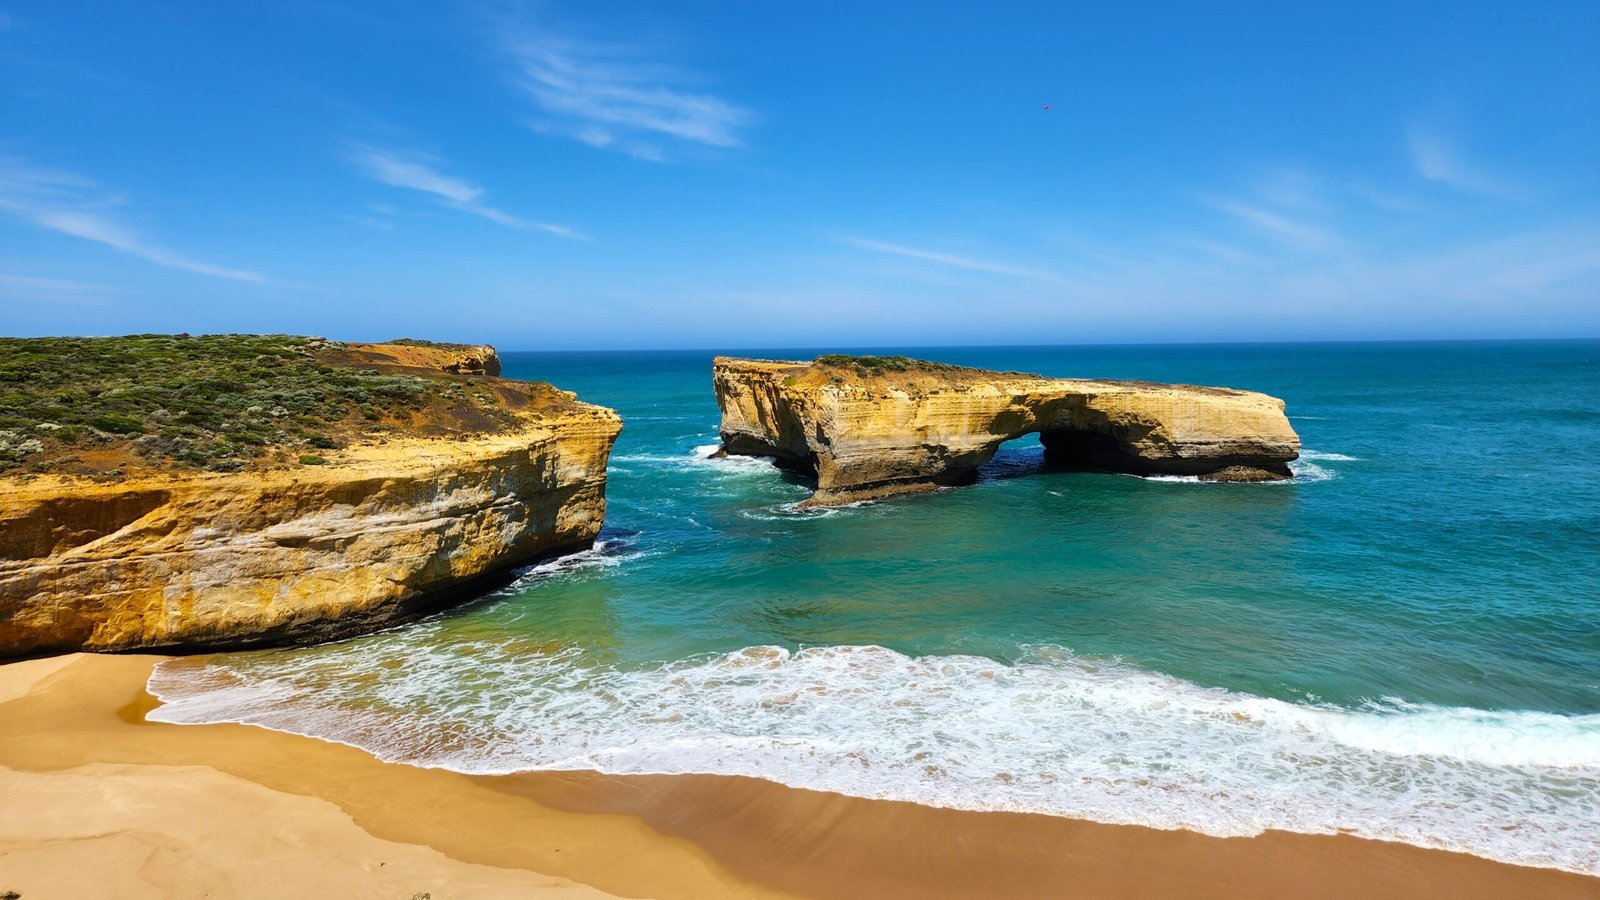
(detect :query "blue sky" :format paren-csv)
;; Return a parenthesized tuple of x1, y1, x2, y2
(2, 2, 1596, 349)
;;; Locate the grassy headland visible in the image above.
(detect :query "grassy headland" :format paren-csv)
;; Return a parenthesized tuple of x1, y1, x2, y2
(813, 354, 965, 376)
(0, 334, 543, 478)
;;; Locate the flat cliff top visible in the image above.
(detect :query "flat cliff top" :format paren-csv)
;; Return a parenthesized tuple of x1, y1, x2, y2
(715, 355, 1259, 399)
(0, 333, 602, 480)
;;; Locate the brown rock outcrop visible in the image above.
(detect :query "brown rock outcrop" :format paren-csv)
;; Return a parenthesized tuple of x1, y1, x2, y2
(345, 341, 503, 376)
(0, 342, 620, 658)
(714, 357, 1300, 505)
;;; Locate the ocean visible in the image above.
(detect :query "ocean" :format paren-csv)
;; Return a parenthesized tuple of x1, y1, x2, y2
(147, 340, 1600, 874)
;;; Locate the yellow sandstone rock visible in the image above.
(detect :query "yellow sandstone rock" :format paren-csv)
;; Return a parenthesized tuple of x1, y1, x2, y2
(0, 342, 620, 658)
(343, 340, 502, 376)
(713, 356, 1299, 506)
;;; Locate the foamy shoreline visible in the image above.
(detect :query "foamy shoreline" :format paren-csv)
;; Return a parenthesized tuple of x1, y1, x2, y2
(5, 653, 1598, 899)
(143, 640, 1600, 877)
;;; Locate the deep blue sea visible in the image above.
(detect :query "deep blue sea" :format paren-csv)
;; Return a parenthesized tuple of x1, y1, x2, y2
(150, 340, 1600, 874)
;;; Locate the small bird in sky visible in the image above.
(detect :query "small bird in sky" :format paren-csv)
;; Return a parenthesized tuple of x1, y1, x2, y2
(1042, 103, 1052, 110)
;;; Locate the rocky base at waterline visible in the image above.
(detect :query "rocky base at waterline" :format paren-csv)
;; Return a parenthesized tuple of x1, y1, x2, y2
(0, 336, 621, 658)
(713, 355, 1300, 505)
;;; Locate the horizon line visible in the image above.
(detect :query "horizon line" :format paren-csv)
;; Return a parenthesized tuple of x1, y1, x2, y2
(3, 332, 1596, 352)
(488, 335, 1600, 354)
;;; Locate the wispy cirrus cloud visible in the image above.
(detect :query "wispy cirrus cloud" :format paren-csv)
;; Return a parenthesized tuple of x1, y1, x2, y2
(0, 156, 264, 281)
(352, 148, 481, 204)
(1169, 236, 1268, 268)
(347, 145, 582, 238)
(1202, 196, 1345, 253)
(1249, 166, 1326, 212)
(1349, 184, 1428, 215)
(0, 271, 112, 306)
(1405, 124, 1528, 199)
(503, 25, 756, 161)
(839, 236, 1063, 281)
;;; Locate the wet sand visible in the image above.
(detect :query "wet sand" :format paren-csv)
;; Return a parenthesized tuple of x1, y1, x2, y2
(2, 653, 1595, 899)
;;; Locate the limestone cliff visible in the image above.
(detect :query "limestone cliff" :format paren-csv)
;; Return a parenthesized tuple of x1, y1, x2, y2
(0, 339, 620, 658)
(714, 356, 1300, 505)
(345, 340, 502, 376)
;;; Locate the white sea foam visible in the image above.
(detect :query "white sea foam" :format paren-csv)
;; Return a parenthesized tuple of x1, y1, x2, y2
(1134, 466, 1325, 485)
(148, 642, 1600, 875)
(691, 444, 787, 473)
(1123, 449, 1349, 485)
(1286, 458, 1336, 482)
(610, 444, 779, 475)
(740, 504, 841, 520)
(739, 495, 899, 521)
(498, 538, 652, 588)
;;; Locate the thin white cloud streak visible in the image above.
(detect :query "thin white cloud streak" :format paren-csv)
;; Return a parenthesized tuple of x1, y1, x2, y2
(1405, 125, 1528, 199)
(353, 148, 480, 203)
(0, 157, 264, 282)
(1251, 167, 1324, 212)
(1203, 197, 1344, 253)
(839, 237, 1063, 281)
(1382, 229, 1600, 298)
(27, 208, 264, 281)
(1169, 237, 1268, 267)
(347, 146, 585, 238)
(1350, 184, 1428, 214)
(1256, 228, 1600, 333)
(341, 214, 394, 231)
(1148, 227, 1600, 327)
(504, 27, 755, 159)
(0, 271, 111, 306)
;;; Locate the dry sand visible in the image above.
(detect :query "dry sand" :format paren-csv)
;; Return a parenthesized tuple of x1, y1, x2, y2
(2, 653, 1595, 900)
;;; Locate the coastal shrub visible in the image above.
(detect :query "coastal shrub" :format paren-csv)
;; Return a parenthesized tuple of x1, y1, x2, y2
(298, 454, 328, 465)
(0, 333, 522, 475)
(387, 338, 461, 349)
(0, 430, 45, 467)
(814, 355, 962, 377)
(89, 412, 147, 434)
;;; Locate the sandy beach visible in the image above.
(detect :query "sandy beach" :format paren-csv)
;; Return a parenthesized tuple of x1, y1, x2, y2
(1, 654, 1594, 899)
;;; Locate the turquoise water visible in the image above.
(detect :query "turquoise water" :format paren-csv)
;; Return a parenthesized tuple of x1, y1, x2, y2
(149, 341, 1600, 873)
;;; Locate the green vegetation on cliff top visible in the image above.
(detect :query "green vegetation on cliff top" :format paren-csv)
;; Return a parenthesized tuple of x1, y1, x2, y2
(813, 355, 965, 376)
(0, 333, 523, 477)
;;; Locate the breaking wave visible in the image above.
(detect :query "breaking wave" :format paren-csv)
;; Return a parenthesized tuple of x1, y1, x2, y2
(148, 642, 1600, 875)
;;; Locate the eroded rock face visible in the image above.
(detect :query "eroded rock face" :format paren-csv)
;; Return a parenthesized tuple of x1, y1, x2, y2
(714, 357, 1300, 505)
(345, 341, 503, 377)
(0, 345, 619, 658)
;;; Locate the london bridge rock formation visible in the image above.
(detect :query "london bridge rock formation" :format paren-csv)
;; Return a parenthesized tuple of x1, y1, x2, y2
(714, 356, 1300, 506)
(0, 336, 620, 658)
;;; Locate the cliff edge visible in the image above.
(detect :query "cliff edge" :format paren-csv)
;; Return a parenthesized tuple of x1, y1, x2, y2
(714, 355, 1299, 506)
(0, 335, 620, 658)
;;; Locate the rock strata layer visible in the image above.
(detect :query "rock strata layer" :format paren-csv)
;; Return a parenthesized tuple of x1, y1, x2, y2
(714, 357, 1300, 506)
(0, 342, 620, 658)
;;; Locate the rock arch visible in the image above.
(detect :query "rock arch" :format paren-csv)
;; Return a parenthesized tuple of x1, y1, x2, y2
(713, 357, 1301, 506)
